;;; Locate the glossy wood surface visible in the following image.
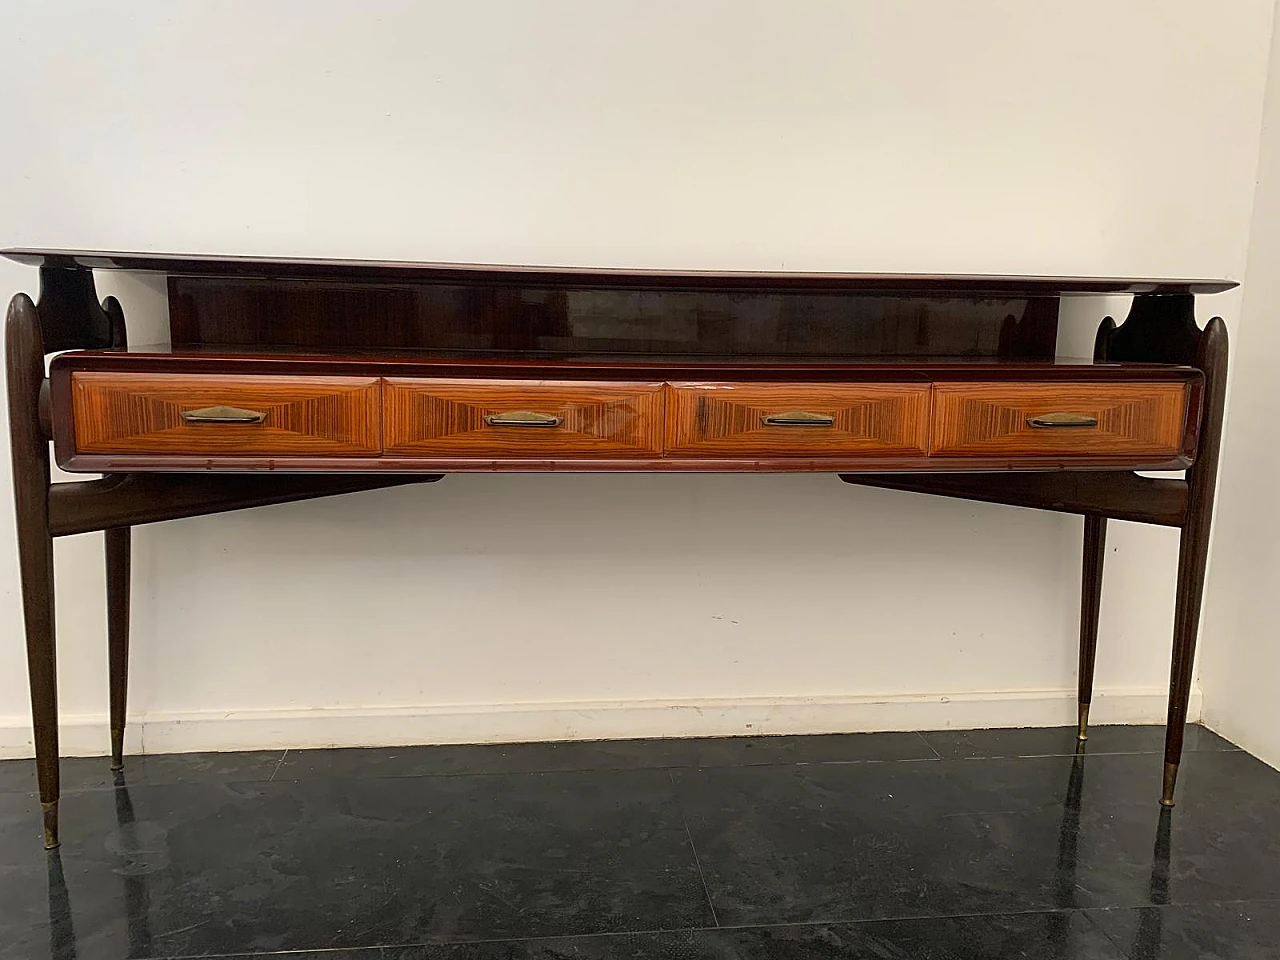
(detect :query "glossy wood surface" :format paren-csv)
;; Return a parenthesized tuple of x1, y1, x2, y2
(841, 470, 1190, 527)
(6, 292, 61, 847)
(931, 382, 1191, 458)
(101, 295, 131, 771)
(71, 372, 382, 456)
(1160, 313, 1229, 801)
(53, 344, 1202, 381)
(47, 473, 437, 537)
(1076, 318, 1113, 740)
(666, 382, 930, 457)
(166, 276, 1058, 360)
(1, 248, 1238, 295)
(383, 378, 665, 458)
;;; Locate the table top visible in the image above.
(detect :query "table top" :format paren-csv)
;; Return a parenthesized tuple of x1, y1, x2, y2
(2, 248, 1238, 296)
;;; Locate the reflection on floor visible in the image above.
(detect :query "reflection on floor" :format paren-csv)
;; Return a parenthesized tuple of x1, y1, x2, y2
(1, 723, 1277, 959)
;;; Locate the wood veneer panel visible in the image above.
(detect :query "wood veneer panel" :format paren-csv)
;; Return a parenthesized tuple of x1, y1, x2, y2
(71, 372, 381, 456)
(931, 382, 1190, 458)
(666, 382, 931, 457)
(383, 378, 665, 457)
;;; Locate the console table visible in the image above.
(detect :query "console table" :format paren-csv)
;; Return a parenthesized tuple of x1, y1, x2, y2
(3, 249, 1232, 848)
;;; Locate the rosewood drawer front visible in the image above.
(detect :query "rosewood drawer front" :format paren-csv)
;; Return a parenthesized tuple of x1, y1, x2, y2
(931, 382, 1191, 458)
(667, 382, 932, 457)
(70, 372, 383, 456)
(383, 378, 666, 457)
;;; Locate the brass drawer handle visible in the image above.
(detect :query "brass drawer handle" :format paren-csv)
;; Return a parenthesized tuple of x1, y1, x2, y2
(1027, 413, 1099, 428)
(484, 410, 563, 427)
(762, 411, 836, 427)
(180, 405, 268, 424)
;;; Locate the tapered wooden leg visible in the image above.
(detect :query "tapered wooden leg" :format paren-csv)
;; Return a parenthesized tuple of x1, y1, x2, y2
(7, 293, 61, 848)
(1077, 515, 1107, 740)
(106, 526, 131, 770)
(1160, 318, 1227, 807)
(1161, 519, 1211, 806)
(17, 522, 60, 848)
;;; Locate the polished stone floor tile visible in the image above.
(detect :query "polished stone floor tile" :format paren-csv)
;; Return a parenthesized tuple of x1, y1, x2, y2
(381, 912, 1124, 958)
(0, 750, 285, 795)
(1088, 901, 1280, 959)
(3, 730, 1277, 960)
(273, 731, 937, 782)
(0, 768, 711, 960)
(922, 723, 1235, 760)
(672, 749, 1280, 926)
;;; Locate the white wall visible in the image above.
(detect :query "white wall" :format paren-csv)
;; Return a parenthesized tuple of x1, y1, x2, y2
(0, 1, 1274, 756)
(1199, 12, 1280, 770)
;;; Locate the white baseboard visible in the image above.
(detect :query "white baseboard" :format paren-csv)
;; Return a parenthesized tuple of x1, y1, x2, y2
(0, 686, 1201, 759)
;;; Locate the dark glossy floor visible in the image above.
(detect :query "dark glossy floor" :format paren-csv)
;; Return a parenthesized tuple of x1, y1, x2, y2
(2, 724, 1278, 959)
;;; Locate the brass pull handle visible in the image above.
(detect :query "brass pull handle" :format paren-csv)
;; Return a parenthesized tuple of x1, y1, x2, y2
(762, 411, 836, 427)
(484, 410, 563, 427)
(1027, 413, 1099, 428)
(180, 405, 267, 424)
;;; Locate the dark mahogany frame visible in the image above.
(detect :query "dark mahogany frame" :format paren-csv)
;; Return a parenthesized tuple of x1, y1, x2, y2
(4, 250, 1231, 849)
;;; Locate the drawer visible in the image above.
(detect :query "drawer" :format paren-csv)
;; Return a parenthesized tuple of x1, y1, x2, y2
(383, 378, 665, 457)
(931, 381, 1191, 458)
(666, 382, 931, 457)
(70, 372, 382, 456)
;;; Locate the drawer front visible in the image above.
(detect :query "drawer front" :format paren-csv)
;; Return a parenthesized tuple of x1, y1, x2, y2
(931, 382, 1191, 457)
(383, 378, 665, 457)
(71, 372, 382, 456)
(667, 382, 931, 457)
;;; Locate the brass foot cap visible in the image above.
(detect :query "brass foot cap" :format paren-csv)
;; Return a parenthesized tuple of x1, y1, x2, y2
(41, 801, 59, 850)
(1076, 704, 1091, 741)
(1160, 761, 1179, 807)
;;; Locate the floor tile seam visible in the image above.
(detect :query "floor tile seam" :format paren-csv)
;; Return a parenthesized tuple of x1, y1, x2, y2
(50, 774, 283, 796)
(941, 745, 1241, 761)
(238, 907, 1111, 956)
(268, 749, 289, 782)
(0, 740, 1238, 783)
(1078, 905, 1138, 959)
(708, 906, 1088, 929)
(1084, 897, 1280, 914)
(262, 756, 944, 783)
(10, 748, 1259, 794)
(152, 948, 386, 960)
(950, 750, 1160, 760)
(159, 926, 730, 957)
(915, 730, 945, 760)
(669, 767, 721, 929)
(152, 952, 375, 960)
(705, 898, 1226, 930)
(101, 902, 1280, 960)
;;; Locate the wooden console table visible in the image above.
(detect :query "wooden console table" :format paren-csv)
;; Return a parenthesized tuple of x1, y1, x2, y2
(4, 250, 1232, 848)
